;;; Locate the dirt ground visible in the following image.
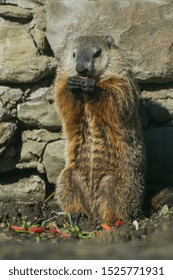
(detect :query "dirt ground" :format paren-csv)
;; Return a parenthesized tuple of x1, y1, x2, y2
(0, 196, 173, 260)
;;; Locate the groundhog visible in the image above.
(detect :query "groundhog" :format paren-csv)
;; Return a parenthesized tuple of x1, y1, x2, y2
(53, 35, 146, 224)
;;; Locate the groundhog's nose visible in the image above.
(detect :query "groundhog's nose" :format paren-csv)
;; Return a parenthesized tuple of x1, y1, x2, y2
(75, 64, 89, 76)
(75, 62, 89, 76)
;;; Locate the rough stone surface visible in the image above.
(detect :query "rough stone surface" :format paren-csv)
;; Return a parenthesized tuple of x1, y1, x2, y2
(17, 99, 61, 130)
(0, 122, 17, 155)
(3, 1, 43, 9)
(46, 0, 173, 83)
(0, 108, 10, 122)
(0, 86, 24, 118)
(18, 129, 62, 174)
(43, 140, 66, 184)
(22, 129, 61, 144)
(0, 144, 19, 173)
(142, 89, 173, 124)
(0, 21, 56, 84)
(21, 134, 45, 163)
(0, 174, 45, 200)
(17, 86, 61, 130)
(0, 4, 33, 20)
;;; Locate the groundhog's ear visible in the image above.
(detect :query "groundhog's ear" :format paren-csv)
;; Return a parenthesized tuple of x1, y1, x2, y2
(105, 35, 119, 49)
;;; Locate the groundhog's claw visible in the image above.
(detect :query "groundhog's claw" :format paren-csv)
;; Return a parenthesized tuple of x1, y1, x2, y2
(70, 212, 81, 225)
(67, 76, 95, 93)
(81, 78, 95, 92)
(67, 76, 83, 90)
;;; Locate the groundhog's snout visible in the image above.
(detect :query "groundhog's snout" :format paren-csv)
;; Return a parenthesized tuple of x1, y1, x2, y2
(75, 62, 89, 76)
(75, 57, 92, 77)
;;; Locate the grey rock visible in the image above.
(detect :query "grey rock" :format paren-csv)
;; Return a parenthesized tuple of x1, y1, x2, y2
(0, 4, 33, 20)
(20, 129, 61, 162)
(17, 87, 61, 130)
(26, 87, 51, 101)
(31, 27, 46, 52)
(144, 127, 173, 185)
(0, 122, 17, 155)
(43, 140, 66, 184)
(0, 174, 45, 200)
(0, 108, 10, 122)
(0, 21, 56, 84)
(16, 162, 45, 174)
(142, 89, 173, 100)
(149, 99, 173, 124)
(22, 129, 61, 143)
(46, 0, 173, 83)
(17, 100, 61, 130)
(18, 129, 61, 173)
(142, 89, 173, 124)
(0, 86, 23, 117)
(31, 2, 47, 30)
(29, 3, 47, 51)
(21, 136, 46, 163)
(4, 0, 44, 9)
(0, 144, 18, 173)
(120, 22, 173, 83)
(0, 86, 23, 105)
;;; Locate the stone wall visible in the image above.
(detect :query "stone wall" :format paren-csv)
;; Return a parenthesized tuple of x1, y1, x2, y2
(0, 0, 173, 201)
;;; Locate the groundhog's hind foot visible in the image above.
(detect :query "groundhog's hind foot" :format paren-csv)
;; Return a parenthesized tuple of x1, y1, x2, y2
(70, 212, 81, 225)
(55, 168, 90, 221)
(97, 174, 143, 223)
(96, 175, 125, 223)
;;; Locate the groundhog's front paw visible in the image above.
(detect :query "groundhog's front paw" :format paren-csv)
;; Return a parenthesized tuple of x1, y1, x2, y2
(67, 76, 83, 91)
(81, 78, 95, 92)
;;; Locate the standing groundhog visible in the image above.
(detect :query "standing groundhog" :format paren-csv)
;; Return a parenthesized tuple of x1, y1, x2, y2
(54, 35, 146, 224)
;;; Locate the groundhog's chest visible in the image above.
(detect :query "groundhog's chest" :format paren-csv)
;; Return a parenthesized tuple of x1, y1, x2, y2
(77, 110, 113, 171)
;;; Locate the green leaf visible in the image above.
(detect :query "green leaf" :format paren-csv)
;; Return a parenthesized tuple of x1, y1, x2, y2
(15, 229, 30, 234)
(67, 213, 73, 227)
(88, 232, 95, 239)
(6, 220, 11, 228)
(41, 220, 46, 227)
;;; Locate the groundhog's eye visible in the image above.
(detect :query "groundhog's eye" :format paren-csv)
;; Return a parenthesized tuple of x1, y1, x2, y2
(94, 48, 102, 59)
(73, 51, 76, 58)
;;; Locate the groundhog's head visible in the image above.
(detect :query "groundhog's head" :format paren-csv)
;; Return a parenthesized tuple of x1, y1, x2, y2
(72, 35, 119, 79)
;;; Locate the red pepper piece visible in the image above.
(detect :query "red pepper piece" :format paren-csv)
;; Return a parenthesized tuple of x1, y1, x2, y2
(11, 225, 25, 231)
(28, 227, 45, 233)
(101, 223, 112, 231)
(114, 220, 123, 227)
(50, 228, 61, 234)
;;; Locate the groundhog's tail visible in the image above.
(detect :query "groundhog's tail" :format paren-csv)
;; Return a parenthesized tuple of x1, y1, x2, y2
(151, 188, 173, 210)
(144, 187, 173, 217)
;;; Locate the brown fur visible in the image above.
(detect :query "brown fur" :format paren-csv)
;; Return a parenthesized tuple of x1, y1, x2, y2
(54, 35, 146, 223)
(151, 188, 173, 210)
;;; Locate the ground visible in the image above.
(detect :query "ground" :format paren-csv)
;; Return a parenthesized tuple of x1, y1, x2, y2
(0, 196, 173, 260)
